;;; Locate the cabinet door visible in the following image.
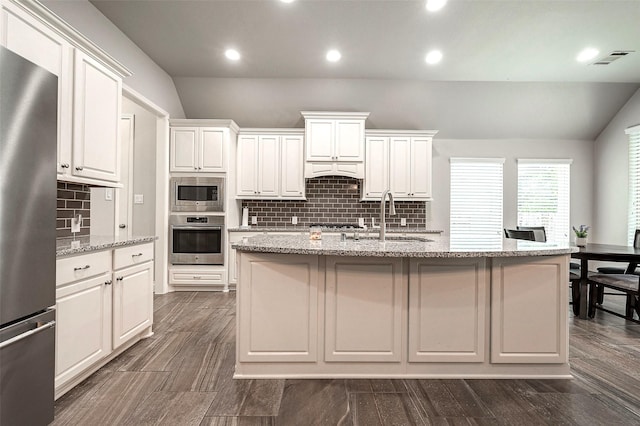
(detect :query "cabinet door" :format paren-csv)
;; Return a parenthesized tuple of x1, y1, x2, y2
(257, 135, 279, 197)
(200, 128, 226, 172)
(170, 127, 198, 172)
(389, 137, 412, 197)
(280, 135, 305, 198)
(55, 273, 112, 389)
(410, 137, 432, 199)
(113, 262, 153, 350)
(364, 136, 388, 199)
(72, 50, 121, 182)
(491, 256, 568, 364)
(325, 257, 404, 362)
(306, 119, 334, 161)
(237, 135, 259, 197)
(408, 258, 487, 362)
(335, 120, 364, 161)
(1, 3, 73, 176)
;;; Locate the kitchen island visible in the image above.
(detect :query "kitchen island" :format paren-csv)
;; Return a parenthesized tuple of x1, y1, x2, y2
(232, 234, 577, 379)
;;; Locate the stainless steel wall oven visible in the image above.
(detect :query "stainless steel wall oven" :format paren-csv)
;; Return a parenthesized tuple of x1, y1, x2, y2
(170, 177, 225, 212)
(169, 215, 225, 265)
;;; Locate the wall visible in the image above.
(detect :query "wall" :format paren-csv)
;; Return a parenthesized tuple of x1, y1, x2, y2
(242, 176, 425, 228)
(57, 182, 90, 237)
(429, 138, 594, 236)
(593, 88, 640, 244)
(42, 0, 185, 118)
(173, 77, 638, 140)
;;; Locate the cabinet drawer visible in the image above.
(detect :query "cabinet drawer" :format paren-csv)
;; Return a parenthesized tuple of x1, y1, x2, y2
(56, 251, 112, 287)
(169, 269, 226, 286)
(114, 243, 154, 270)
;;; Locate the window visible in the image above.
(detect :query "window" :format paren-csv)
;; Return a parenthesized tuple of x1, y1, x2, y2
(627, 125, 640, 245)
(450, 158, 504, 249)
(517, 159, 571, 244)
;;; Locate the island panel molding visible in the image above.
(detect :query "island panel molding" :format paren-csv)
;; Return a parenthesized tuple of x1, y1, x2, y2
(325, 257, 404, 362)
(408, 258, 487, 363)
(490, 256, 568, 364)
(237, 253, 320, 363)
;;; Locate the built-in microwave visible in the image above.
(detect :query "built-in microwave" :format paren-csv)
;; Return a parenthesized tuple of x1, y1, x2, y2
(170, 177, 224, 212)
(169, 214, 224, 265)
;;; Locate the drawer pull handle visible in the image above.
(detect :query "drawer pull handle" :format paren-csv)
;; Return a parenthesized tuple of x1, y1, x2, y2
(132, 253, 143, 257)
(193, 276, 201, 280)
(73, 264, 91, 271)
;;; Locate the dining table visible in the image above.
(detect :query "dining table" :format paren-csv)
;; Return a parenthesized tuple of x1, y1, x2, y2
(571, 243, 640, 319)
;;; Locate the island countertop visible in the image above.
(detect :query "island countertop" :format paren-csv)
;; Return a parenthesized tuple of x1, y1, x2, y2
(56, 235, 156, 257)
(231, 234, 577, 258)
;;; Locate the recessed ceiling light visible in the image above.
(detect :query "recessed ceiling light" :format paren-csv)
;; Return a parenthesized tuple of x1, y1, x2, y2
(225, 49, 241, 61)
(280, 0, 295, 3)
(326, 49, 341, 62)
(576, 47, 599, 63)
(425, 50, 443, 65)
(426, 0, 448, 12)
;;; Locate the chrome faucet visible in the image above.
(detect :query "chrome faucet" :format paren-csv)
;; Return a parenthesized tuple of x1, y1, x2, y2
(380, 189, 396, 242)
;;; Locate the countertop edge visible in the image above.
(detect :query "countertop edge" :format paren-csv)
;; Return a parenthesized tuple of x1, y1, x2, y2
(56, 236, 157, 257)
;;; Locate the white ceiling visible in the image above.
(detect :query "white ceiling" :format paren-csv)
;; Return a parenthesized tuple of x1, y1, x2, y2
(90, 0, 640, 83)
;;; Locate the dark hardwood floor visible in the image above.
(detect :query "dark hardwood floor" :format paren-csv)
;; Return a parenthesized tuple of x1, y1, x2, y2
(52, 291, 640, 426)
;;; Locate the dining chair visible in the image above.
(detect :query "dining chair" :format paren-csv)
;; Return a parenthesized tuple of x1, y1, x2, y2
(516, 226, 547, 242)
(596, 229, 640, 275)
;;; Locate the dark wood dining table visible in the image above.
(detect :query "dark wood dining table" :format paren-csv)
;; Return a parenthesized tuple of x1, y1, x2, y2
(571, 243, 640, 319)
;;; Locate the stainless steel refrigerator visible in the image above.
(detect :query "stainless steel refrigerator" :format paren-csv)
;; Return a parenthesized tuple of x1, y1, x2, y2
(0, 46, 57, 425)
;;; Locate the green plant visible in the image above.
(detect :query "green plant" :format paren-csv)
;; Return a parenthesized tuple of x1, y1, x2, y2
(572, 225, 590, 238)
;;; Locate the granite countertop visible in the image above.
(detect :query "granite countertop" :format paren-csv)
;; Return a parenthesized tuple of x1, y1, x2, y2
(56, 235, 156, 257)
(227, 226, 443, 234)
(231, 234, 578, 258)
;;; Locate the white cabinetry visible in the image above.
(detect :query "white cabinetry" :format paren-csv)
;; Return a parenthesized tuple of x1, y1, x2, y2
(302, 112, 369, 179)
(236, 129, 305, 199)
(363, 130, 437, 201)
(170, 126, 227, 172)
(55, 242, 154, 398)
(72, 50, 121, 182)
(0, 0, 129, 187)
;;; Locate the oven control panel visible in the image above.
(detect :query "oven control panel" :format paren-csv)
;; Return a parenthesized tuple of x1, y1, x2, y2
(186, 216, 209, 223)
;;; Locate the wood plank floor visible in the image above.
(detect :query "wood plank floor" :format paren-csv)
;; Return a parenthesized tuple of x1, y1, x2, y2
(52, 292, 640, 426)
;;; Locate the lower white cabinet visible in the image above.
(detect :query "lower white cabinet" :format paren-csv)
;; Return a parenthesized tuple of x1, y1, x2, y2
(55, 272, 112, 390)
(113, 261, 153, 350)
(55, 242, 154, 398)
(169, 266, 226, 287)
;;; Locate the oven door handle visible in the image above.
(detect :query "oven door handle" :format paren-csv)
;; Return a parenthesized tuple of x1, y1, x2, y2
(171, 226, 223, 230)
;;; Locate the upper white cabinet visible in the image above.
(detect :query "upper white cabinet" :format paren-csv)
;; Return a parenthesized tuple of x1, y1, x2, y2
(236, 129, 305, 199)
(169, 120, 238, 173)
(362, 130, 437, 201)
(0, 0, 130, 187)
(302, 111, 369, 179)
(72, 50, 121, 182)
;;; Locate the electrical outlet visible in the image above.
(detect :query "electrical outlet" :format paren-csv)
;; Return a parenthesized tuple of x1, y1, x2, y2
(292, 216, 298, 225)
(358, 217, 364, 227)
(251, 216, 257, 225)
(401, 218, 407, 226)
(104, 188, 113, 201)
(134, 194, 144, 204)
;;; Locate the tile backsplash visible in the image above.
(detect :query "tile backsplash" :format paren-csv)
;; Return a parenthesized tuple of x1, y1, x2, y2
(241, 176, 426, 227)
(57, 182, 91, 238)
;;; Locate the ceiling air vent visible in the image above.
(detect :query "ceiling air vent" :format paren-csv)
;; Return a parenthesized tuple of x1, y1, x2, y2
(592, 50, 634, 65)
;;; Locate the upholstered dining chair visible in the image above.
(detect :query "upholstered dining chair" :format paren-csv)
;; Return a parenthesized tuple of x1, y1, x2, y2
(596, 229, 640, 275)
(503, 229, 536, 241)
(516, 226, 547, 242)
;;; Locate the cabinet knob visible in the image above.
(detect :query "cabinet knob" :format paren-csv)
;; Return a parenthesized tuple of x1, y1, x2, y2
(105, 280, 112, 286)
(194, 167, 198, 170)
(116, 277, 123, 281)
(198, 167, 202, 170)
(61, 163, 70, 169)
(119, 224, 126, 229)
(75, 166, 83, 171)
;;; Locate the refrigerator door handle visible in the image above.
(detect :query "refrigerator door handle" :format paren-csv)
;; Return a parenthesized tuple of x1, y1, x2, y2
(0, 321, 55, 350)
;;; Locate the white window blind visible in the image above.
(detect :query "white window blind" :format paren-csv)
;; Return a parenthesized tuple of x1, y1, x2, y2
(627, 125, 640, 245)
(517, 159, 571, 245)
(450, 158, 504, 249)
